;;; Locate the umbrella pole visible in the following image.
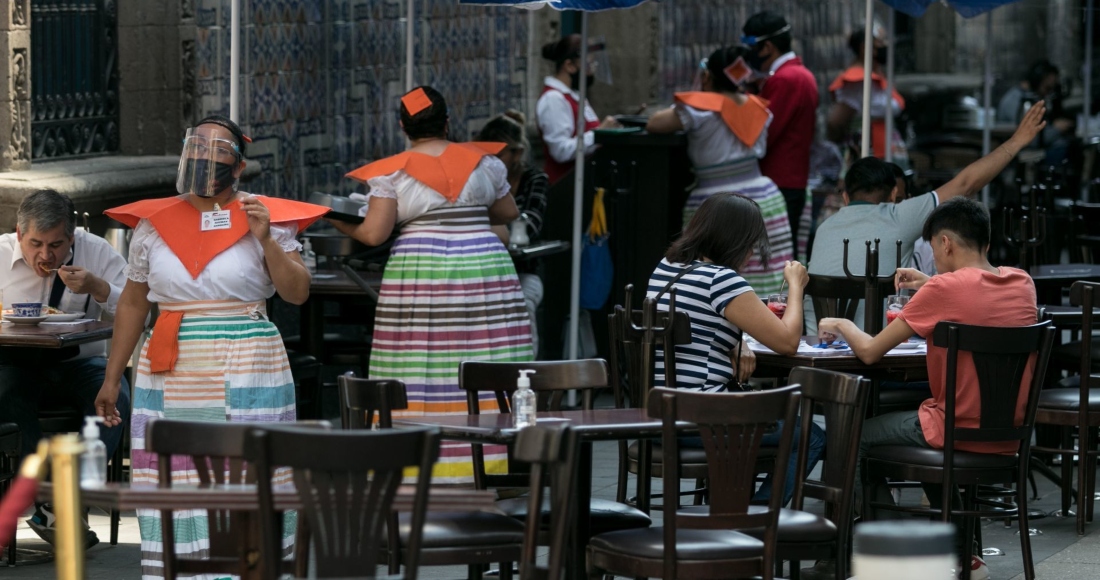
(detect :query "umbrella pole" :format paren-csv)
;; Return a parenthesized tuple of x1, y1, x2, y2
(982, 11, 993, 207)
(885, 8, 895, 163)
(406, 0, 415, 91)
(1086, 0, 1094, 202)
(230, 0, 240, 122)
(567, 12, 588, 363)
(860, 0, 874, 158)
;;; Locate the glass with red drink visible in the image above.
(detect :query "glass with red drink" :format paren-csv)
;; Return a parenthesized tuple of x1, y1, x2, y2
(767, 294, 787, 318)
(886, 294, 909, 325)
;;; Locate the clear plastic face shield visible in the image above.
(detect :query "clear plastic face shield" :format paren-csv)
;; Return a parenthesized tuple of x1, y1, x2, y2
(691, 57, 708, 91)
(176, 127, 243, 198)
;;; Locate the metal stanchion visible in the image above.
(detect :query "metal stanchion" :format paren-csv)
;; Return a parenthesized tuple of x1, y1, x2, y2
(48, 434, 84, 580)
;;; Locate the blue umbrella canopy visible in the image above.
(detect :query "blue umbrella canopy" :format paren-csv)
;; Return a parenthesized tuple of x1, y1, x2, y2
(880, 0, 1019, 18)
(459, 0, 647, 9)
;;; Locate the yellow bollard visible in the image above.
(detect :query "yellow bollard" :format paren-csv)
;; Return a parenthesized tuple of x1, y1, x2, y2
(48, 434, 84, 580)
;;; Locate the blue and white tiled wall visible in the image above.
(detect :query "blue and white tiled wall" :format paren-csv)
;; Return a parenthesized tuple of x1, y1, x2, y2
(189, 0, 530, 201)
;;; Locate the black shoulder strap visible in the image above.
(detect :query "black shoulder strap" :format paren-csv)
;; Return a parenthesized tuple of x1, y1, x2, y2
(654, 262, 707, 303)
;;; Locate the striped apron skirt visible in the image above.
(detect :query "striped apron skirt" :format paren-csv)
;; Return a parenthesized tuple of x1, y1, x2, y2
(683, 157, 793, 296)
(369, 206, 534, 484)
(130, 300, 296, 580)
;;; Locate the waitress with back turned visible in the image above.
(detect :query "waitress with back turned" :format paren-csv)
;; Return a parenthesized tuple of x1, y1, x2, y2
(536, 34, 620, 185)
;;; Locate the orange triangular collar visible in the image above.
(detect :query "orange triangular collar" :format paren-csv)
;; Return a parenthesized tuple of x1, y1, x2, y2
(105, 196, 329, 279)
(828, 66, 906, 108)
(345, 142, 507, 203)
(674, 92, 771, 148)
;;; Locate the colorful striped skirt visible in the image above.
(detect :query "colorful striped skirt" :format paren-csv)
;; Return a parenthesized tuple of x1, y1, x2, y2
(683, 158, 793, 296)
(369, 206, 534, 484)
(130, 300, 296, 580)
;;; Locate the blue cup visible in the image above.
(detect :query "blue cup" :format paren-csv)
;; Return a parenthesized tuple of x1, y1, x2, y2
(12, 302, 43, 317)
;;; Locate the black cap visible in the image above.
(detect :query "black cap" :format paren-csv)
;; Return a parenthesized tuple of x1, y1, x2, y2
(854, 521, 956, 557)
(743, 11, 789, 37)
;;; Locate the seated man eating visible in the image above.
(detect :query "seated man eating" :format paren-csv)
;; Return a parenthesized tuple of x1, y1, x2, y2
(817, 197, 1038, 575)
(0, 189, 130, 548)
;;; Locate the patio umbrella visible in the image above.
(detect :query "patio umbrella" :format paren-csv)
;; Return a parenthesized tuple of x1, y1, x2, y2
(461, 0, 648, 362)
(877, 0, 1025, 206)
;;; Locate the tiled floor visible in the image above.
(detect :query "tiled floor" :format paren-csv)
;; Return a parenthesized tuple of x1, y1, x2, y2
(4, 438, 1099, 579)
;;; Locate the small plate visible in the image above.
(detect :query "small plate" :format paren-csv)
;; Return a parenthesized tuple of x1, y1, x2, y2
(46, 311, 85, 322)
(893, 341, 922, 350)
(4, 315, 48, 325)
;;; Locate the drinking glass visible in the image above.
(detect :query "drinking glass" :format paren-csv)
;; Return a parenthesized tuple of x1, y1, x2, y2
(767, 294, 788, 319)
(886, 294, 910, 325)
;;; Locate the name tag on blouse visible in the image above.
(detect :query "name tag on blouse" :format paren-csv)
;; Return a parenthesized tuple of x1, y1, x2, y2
(200, 210, 232, 231)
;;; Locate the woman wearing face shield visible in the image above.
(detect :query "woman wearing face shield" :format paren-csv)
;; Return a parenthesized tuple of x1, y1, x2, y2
(329, 87, 533, 484)
(536, 34, 621, 185)
(826, 26, 909, 167)
(645, 45, 792, 297)
(96, 115, 327, 578)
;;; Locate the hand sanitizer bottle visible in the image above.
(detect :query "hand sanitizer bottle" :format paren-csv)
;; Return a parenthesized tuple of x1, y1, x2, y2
(301, 238, 318, 274)
(513, 369, 537, 428)
(80, 416, 107, 487)
(510, 213, 530, 247)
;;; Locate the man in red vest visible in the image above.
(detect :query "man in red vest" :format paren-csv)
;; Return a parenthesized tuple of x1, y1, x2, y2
(742, 11, 819, 244)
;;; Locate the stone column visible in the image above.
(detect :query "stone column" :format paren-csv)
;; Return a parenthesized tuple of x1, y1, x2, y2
(0, 0, 31, 171)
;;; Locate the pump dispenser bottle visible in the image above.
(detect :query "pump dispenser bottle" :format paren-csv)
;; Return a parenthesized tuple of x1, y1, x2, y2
(513, 369, 537, 428)
(80, 416, 107, 487)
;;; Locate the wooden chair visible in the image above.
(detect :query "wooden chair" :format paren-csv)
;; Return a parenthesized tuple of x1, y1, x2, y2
(1034, 281, 1100, 535)
(457, 360, 651, 536)
(805, 274, 896, 335)
(745, 367, 870, 580)
(145, 419, 331, 580)
(607, 289, 711, 510)
(863, 321, 1055, 580)
(246, 426, 438, 580)
(0, 423, 19, 565)
(1070, 202, 1100, 264)
(337, 375, 524, 580)
(806, 273, 926, 415)
(587, 385, 801, 580)
(513, 424, 580, 580)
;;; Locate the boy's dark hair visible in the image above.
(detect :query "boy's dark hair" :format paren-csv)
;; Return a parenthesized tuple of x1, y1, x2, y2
(1025, 59, 1059, 92)
(666, 193, 769, 271)
(400, 86, 448, 140)
(845, 157, 897, 203)
(922, 197, 991, 251)
(743, 11, 792, 54)
(197, 114, 248, 158)
(705, 46, 753, 94)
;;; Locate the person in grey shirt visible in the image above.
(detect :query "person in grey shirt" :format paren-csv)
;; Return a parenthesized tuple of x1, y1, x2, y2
(804, 101, 1048, 333)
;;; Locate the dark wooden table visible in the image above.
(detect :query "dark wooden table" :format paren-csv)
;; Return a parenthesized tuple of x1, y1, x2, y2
(507, 240, 570, 261)
(1040, 304, 1100, 328)
(0, 320, 113, 348)
(751, 338, 928, 380)
(38, 481, 495, 513)
(1030, 264, 1100, 305)
(395, 408, 693, 580)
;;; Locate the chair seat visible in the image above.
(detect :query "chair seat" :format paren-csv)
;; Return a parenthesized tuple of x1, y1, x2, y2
(626, 441, 707, 465)
(285, 350, 320, 369)
(679, 505, 837, 544)
(588, 526, 763, 560)
(0, 423, 18, 438)
(495, 496, 651, 535)
(393, 511, 524, 548)
(867, 445, 1017, 470)
(1050, 340, 1100, 368)
(1038, 386, 1100, 410)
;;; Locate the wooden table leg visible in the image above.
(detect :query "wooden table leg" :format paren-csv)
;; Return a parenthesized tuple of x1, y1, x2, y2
(299, 298, 324, 361)
(569, 441, 594, 580)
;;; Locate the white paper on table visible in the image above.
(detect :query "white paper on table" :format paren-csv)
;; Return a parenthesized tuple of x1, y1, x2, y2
(39, 319, 95, 326)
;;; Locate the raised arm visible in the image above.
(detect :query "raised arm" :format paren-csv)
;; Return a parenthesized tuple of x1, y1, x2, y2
(935, 101, 1048, 202)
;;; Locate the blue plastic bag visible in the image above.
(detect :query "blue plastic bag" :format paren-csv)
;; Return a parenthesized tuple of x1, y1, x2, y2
(580, 188, 613, 310)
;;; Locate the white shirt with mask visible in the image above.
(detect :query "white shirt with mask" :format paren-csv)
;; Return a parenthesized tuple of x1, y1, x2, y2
(536, 76, 600, 164)
(0, 228, 127, 360)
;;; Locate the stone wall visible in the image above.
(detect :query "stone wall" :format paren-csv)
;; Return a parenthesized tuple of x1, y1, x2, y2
(0, 0, 31, 172)
(185, 0, 532, 201)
